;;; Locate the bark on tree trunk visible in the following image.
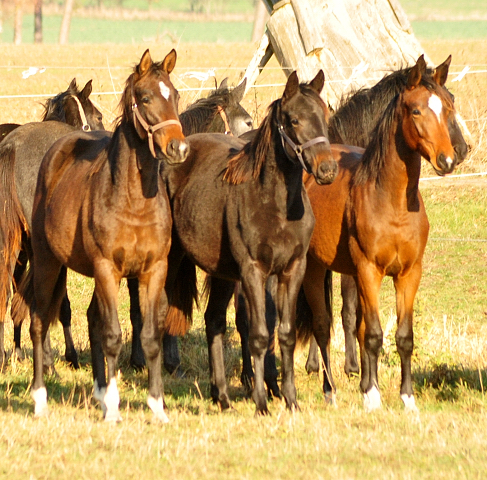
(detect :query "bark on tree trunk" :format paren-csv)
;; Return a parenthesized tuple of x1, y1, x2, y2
(34, 0, 42, 44)
(245, 0, 429, 108)
(14, 0, 23, 45)
(59, 0, 74, 45)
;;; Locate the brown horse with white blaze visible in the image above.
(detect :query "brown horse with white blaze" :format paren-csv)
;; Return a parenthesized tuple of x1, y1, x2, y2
(300, 55, 461, 412)
(20, 49, 188, 421)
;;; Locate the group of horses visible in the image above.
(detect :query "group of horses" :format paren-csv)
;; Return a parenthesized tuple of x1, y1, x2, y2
(0, 48, 468, 422)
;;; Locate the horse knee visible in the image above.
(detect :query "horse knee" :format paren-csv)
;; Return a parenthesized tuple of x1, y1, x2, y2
(249, 332, 269, 356)
(364, 323, 383, 355)
(395, 325, 413, 356)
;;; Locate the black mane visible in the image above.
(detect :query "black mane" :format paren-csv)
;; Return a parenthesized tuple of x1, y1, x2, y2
(41, 80, 81, 122)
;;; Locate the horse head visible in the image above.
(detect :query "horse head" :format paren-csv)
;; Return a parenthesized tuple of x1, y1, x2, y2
(124, 49, 189, 164)
(401, 55, 466, 176)
(278, 70, 337, 185)
(217, 78, 253, 137)
(64, 79, 105, 132)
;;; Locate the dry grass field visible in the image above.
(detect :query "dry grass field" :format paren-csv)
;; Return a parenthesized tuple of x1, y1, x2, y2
(0, 39, 486, 479)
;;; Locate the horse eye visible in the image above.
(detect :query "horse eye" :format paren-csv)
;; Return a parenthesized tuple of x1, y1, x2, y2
(141, 96, 150, 104)
(412, 109, 421, 116)
(291, 118, 299, 126)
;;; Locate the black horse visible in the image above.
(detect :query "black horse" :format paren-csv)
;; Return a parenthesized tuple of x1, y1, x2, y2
(0, 78, 104, 369)
(164, 71, 337, 414)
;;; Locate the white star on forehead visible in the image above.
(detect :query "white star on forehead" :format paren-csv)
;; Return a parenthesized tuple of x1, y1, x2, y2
(159, 81, 170, 100)
(428, 94, 443, 122)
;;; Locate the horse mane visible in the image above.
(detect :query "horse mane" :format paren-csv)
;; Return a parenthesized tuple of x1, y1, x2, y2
(223, 99, 278, 185)
(41, 80, 80, 122)
(354, 73, 453, 187)
(329, 66, 435, 147)
(180, 84, 235, 135)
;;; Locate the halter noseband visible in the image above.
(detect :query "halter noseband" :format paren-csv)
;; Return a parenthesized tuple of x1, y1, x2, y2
(131, 82, 183, 158)
(216, 105, 232, 135)
(277, 122, 330, 174)
(70, 95, 91, 132)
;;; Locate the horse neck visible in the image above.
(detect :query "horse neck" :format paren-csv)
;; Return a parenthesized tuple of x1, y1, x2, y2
(260, 127, 305, 219)
(109, 122, 160, 200)
(372, 118, 423, 211)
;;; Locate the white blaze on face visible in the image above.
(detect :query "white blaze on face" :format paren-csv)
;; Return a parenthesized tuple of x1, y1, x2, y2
(159, 81, 171, 101)
(428, 94, 443, 122)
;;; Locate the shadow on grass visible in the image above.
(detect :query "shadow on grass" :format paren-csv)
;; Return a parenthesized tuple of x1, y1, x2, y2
(413, 363, 487, 402)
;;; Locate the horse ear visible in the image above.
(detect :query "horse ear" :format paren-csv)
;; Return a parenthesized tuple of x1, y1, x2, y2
(232, 78, 247, 102)
(162, 49, 177, 74)
(138, 49, 153, 75)
(309, 70, 325, 94)
(407, 55, 427, 89)
(80, 80, 93, 101)
(283, 71, 299, 102)
(68, 78, 77, 92)
(219, 77, 229, 90)
(433, 55, 451, 87)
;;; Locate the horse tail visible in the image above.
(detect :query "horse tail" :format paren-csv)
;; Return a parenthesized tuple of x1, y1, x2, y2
(165, 256, 198, 336)
(0, 141, 28, 322)
(296, 270, 333, 344)
(10, 265, 33, 326)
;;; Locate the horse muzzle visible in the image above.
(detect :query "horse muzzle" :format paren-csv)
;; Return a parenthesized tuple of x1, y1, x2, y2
(164, 137, 190, 164)
(431, 153, 457, 176)
(313, 154, 338, 185)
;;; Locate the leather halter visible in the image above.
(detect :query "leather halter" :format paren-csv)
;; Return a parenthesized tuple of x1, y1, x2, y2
(277, 122, 330, 174)
(216, 105, 232, 135)
(131, 84, 183, 158)
(70, 95, 91, 132)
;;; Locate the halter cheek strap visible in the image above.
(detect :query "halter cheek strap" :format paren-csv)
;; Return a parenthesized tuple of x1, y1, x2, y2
(132, 97, 183, 158)
(277, 122, 330, 174)
(216, 105, 232, 135)
(70, 95, 91, 132)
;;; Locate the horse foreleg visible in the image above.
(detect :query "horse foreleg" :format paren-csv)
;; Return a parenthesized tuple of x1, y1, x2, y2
(139, 267, 168, 424)
(394, 264, 422, 413)
(302, 257, 335, 404)
(263, 275, 280, 399)
(240, 266, 268, 415)
(30, 262, 67, 417)
(276, 258, 306, 412)
(355, 268, 383, 412)
(341, 273, 360, 376)
(88, 295, 107, 415)
(93, 262, 122, 422)
(204, 277, 235, 410)
(0, 322, 5, 371)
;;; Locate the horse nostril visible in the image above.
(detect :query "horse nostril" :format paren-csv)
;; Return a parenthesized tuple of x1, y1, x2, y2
(179, 141, 189, 160)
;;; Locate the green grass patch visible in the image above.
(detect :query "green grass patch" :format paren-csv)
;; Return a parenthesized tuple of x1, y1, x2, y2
(412, 20, 487, 39)
(0, 15, 253, 44)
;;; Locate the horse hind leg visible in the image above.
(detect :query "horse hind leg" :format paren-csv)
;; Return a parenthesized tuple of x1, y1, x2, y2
(263, 276, 280, 399)
(127, 277, 145, 370)
(59, 294, 79, 369)
(204, 277, 235, 410)
(341, 273, 360, 376)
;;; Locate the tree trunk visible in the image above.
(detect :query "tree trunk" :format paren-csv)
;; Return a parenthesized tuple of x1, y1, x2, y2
(245, 0, 429, 108)
(251, 1, 268, 43)
(34, 0, 42, 44)
(59, 0, 74, 45)
(14, 0, 23, 45)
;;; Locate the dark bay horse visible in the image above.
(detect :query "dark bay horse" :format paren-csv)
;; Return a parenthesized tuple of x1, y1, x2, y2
(18, 49, 188, 420)
(0, 78, 104, 369)
(128, 77, 254, 372)
(299, 55, 464, 412)
(164, 71, 337, 414)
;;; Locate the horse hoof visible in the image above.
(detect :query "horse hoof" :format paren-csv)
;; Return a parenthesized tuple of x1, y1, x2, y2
(363, 386, 382, 413)
(170, 365, 186, 379)
(344, 363, 360, 377)
(219, 396, 231, 411)
(130, 357, 146, 371)
(266, 383, 281, 400)
(305, 360, 320, 375)
(104, 411, 123, 423)
(13, 348, 24, 362)
(255, 406, 271, 416)
(43, 365, 59, 378)
(65, 349, 80, 370)
(240, 374, 253, 397)
(324, 392, 337, 407)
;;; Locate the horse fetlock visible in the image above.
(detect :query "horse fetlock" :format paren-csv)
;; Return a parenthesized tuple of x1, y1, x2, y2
(32, 386, 49, 417)
(147, 395, 169, 424)
(363, 386, 382, 412)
